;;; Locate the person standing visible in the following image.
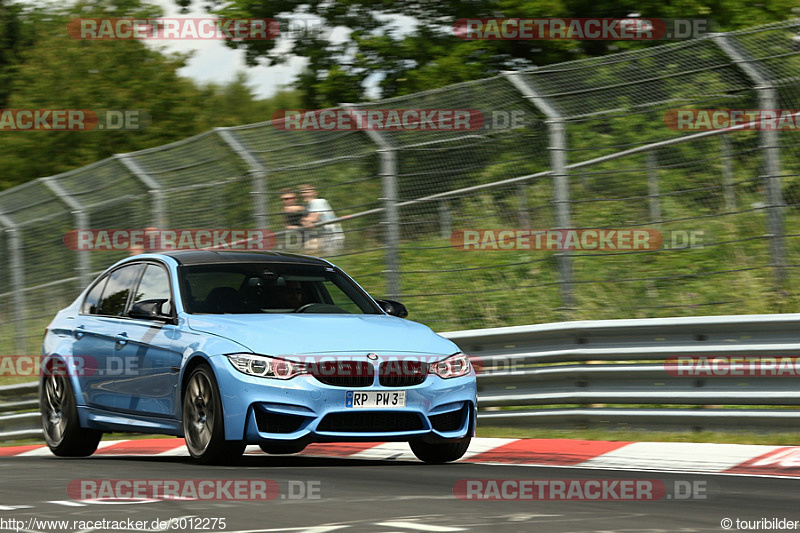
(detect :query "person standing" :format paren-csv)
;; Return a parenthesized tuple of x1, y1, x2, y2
(280, 189, 306, 250)
(300, 184, 344, 254)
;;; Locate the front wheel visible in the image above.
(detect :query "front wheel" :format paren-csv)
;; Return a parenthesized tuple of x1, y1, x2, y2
(40, 373, 101, 457)
(410, 436, 471, 464)
(183, 364, 245, 465)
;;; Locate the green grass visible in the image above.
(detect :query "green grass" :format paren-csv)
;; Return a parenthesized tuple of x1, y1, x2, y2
(3, 185, 800, 350)
(476, 426, 800, 445)
(0, 376, 34, 386)
(329, 207, 800, 331)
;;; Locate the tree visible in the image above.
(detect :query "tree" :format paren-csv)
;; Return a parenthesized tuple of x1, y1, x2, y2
(0, 0, 303, 189)
(0, 0, 38, 108)
(183, 0, 798, 107)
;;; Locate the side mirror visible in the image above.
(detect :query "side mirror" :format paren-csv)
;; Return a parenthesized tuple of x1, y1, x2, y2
(376, 299, 408, 318)
(129, 299, 172, 322)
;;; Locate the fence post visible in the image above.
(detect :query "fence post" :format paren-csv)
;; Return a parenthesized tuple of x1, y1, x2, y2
(503, 71, 573, 311)
(517, 183, 530, 227)
(439, 200, 452, 240)
(712, 33, 785, 288)
(215, 128, 269, 230)
(647, 151, 662, 223)
(342, 104, 400, 299)
(116, 154, 168, 229)
(41, 178, 91, 289)
(0, 212, 26, 355)
(720, 135, 737, 211)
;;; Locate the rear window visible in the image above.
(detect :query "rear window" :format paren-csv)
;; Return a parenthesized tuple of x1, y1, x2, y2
(82, 276, 107, 315)
(96, 264, 144, 317)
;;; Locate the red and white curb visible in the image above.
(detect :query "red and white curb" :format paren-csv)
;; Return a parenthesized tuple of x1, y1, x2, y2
(1, 438, 798, 477)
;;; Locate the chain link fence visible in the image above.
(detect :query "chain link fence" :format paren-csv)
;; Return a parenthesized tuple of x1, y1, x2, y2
(2, 20, 800, 355)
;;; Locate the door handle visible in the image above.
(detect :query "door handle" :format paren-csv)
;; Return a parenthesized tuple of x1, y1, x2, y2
(74, 325, 85, 340)
(116, 332, 128, 346)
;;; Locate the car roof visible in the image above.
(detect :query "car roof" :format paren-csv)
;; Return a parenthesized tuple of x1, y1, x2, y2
(160, 250, 332, 267)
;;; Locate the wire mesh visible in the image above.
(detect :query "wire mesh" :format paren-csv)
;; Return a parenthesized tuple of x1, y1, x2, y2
(1, 20, 799, 353)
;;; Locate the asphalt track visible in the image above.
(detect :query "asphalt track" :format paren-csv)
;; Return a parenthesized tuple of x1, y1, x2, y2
(0, 450, 798, 533)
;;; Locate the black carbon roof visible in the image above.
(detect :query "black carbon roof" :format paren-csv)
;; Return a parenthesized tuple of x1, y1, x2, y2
(161, 250, 331, 266)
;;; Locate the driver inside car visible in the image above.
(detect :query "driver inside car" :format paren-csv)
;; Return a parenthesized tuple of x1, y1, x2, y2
(277, 280, 307, 310)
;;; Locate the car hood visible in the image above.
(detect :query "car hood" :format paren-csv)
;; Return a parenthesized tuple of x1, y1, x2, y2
(185, 314, 459, 356)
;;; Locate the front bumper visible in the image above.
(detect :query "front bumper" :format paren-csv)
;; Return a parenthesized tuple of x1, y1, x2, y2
(208, 354, 477, 443)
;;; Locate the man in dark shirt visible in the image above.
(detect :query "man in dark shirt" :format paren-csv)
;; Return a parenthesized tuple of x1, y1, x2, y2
(281, 189, 305, 229)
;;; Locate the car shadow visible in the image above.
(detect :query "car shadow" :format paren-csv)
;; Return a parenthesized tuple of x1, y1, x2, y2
(72, 454, 425, 467)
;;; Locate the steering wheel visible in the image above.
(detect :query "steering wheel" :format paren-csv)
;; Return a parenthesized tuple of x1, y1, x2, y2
(294, 303, 317, 313)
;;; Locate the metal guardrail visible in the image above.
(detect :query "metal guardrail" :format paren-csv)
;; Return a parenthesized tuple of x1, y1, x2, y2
(2, 313, 799, 441)
(443, 313, 800, 430)
(0, 382, 41, 440)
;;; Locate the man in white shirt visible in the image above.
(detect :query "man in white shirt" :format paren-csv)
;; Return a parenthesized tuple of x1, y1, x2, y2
(300, 184, 344, 254)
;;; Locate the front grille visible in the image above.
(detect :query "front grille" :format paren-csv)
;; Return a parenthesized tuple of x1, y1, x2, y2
(255, 409, 307, 434)
(378, 360, 427, 387)
(430, 405, 468, 432)
(310, 361, 373, 387)
(317, 411, 424, 433)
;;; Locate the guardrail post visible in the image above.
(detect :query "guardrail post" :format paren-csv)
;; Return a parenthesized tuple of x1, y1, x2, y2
(503, 71, 573, 311)
(116, 154, 168, 229)
(342, 104, 401, 299)
(215, 128, 269, 230)
(712, 33, 785, 289)
(41, 178, 91, 289)
(0, 212, 26, 355)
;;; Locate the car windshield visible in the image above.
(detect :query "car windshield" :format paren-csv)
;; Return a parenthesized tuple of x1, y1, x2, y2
(179, 262, 381, 315)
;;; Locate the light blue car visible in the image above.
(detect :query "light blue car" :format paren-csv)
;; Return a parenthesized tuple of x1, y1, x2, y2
(40, 251, 476, 464)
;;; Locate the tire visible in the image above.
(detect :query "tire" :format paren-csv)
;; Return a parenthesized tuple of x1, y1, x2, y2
(40, 373, 102, 457)
(258, 442, 307, 455)
(182, 364, 245, 465)
(410, 436, 471, 464)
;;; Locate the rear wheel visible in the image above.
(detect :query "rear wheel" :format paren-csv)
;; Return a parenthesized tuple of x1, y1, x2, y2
(183, 364, 245, 465)
(40, 373, 101, 457)
(410, 436, 471, 464)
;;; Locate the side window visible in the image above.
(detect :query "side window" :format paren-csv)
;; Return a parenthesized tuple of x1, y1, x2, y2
(131, 264, 172, 316)
(97, 264, 144, 317)
(82, 276, 108, 315)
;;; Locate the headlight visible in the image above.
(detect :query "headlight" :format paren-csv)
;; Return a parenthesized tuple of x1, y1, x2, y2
(428, 353, 471, 379)
(226, 353, 307, 379)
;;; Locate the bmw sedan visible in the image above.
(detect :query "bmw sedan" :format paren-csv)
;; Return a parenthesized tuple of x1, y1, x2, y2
(40, 251, 477, 464)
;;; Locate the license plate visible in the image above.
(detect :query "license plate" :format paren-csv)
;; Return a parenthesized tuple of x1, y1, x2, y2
(345, 390, 406, 408)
